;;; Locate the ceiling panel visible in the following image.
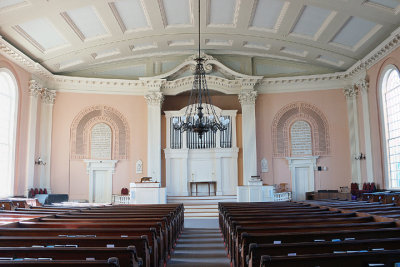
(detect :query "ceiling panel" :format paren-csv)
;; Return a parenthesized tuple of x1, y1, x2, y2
(280, 47, 308, 57)
(291, 5, 332, 37)
(168, 39, 194, 46)
(209, 0, 236, 25)
(0, 0, 25, 9)
(243, 41, 270, 50)
(131, 42, 157, 51)
(92, 48, 120, 59)
(250, 0, 285, 30)
(63, 6, 108, 40)
(316, 55, 344, 67)
(0, 0, 398, 77)
(206, 39, 233, 46)
(367, 0, 399, 9)
(331, 16, 377, 48)
(161, 0, 191, 26)
(15, 18, 68, 52)
(111, 0, 149, 32)
(58, 58, 84, 70)
(96, 64, 147, 78)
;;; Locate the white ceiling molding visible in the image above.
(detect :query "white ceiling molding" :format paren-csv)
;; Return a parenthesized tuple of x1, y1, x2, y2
(1, 25, 400, 95)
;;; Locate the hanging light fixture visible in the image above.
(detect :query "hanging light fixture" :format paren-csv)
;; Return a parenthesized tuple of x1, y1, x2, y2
(172, 0, 229, 139)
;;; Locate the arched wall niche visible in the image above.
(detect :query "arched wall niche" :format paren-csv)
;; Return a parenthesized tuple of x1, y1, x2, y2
(272, 102, 330, 158)
(70, 105, 129, 160)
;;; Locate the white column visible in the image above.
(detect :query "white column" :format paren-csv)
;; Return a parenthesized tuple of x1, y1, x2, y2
(145, 91, 164, 182)
(344, 86, 361, 184)
(231, 112, 238, 147)
(38, 88, 56, 193)
(239, 90, 258, 185)
(25, 80, 41, 196)
(215, 155, 223, 195)
(357, 79, 374, 182)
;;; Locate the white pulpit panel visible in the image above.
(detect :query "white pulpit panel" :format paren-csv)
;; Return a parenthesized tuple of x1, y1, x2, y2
(237, 185, 275, 202)
(130, 183, 166, 204)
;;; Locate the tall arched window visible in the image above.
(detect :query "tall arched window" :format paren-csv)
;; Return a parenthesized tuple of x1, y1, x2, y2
(0, 69, 18, 197)
(381, 66, 400, 189)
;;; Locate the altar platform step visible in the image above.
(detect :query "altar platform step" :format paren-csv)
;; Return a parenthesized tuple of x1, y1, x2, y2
(167, 195, 236, 218)
(167, 195, 237, 204)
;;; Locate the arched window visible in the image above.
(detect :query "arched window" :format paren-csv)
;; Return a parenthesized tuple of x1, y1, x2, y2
(381, 66, 400, 189)
(0, 69, 18, 197)
(290, 120, 312, 156)
(90, 123, 112, 159)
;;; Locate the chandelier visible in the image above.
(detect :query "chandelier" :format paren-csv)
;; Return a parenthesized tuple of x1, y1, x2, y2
(172, 0, 229, 139)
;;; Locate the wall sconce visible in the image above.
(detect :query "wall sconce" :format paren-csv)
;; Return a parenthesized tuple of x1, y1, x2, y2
(354, 153, 366, 160)
(35, 157, 46, 165)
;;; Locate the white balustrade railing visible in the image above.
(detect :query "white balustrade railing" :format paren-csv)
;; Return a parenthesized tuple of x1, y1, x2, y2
(273, 192, 292, 202)
(112, 195, 130, 204)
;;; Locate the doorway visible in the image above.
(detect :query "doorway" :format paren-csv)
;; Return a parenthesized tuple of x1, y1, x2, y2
(287, 156, 319, 201)
(93, 170, 112, 203)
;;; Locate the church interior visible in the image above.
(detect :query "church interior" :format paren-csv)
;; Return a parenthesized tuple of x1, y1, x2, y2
(1, 0, 400, 266)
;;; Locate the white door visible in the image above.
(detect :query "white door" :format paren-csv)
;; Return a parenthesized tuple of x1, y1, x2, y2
(294, 167, 309, 201)
(93, 170, 112, 203)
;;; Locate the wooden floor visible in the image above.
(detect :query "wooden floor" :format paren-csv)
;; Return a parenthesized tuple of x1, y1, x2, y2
(167, 228, 230, 267)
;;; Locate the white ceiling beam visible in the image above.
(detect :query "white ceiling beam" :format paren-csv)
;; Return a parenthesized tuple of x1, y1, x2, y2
(276, 1, 305, 37)
(235, 0, 257, 30)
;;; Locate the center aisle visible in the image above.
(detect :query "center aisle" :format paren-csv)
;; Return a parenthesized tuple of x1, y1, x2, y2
(167, 225, 231, 267)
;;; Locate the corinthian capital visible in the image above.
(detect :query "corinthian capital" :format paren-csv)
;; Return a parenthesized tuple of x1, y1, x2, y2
(41, 88, 56, 104)
(343, 86, 359, 99)
(28, 80, 42, 97)
(145, 92, 164, 106)
(238, 90, 257, 106)
(355, 79, 369, 94)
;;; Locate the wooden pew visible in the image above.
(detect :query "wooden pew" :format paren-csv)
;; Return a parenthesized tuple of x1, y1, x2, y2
(0, 257, 120, 266)
(14, 221, 166, 265)
(0, 246, 140, 267)
(248, 237, 400, 267)
(219, 201, 400, 267)
(259, 250, 400, 267)
(232, 221, 396, 266)
(0, 228, 155, 267)
(0, 203, 184, 267)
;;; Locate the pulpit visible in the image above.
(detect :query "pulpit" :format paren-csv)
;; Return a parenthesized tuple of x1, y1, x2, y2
(129, 182, 166, 204)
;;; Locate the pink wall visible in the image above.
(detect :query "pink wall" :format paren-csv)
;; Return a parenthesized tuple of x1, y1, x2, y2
(256, 89, 351, 191)
(365, 46, 400, 188)
(51, 92, 148, 200)
(0, 55, 36, 196)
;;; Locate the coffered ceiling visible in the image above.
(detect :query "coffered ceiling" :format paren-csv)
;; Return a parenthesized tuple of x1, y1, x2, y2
(0, 0, 399, 79)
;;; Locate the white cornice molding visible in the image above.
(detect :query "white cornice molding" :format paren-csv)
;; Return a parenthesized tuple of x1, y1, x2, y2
(48, 75, 146, 95)
(1, 25, 400, 95)
(0, 36, 52, 80)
